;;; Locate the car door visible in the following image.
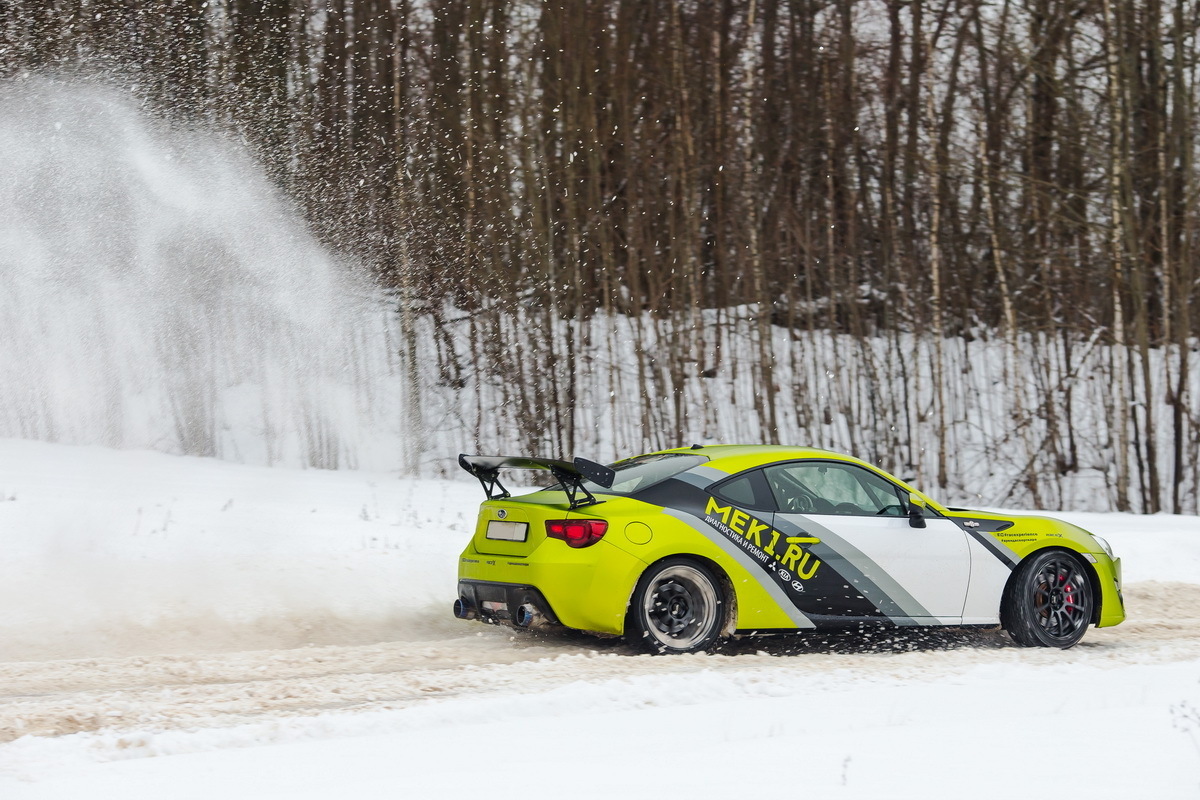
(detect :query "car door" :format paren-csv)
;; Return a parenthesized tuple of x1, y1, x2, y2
(763, 460, 970, 623)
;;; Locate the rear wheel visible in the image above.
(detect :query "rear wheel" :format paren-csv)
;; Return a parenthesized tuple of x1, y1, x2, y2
(627, 558, 724, 654)
(1002, 550, 1093, 648)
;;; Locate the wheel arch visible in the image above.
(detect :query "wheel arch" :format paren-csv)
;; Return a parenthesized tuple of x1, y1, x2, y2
(625, 553, 738, 637)
(1004, 546, 1102, 626)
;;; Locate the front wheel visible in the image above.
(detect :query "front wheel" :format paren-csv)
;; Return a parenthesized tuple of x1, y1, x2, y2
(627, 558, 725, 654)
(1002, 550, 1093, 648)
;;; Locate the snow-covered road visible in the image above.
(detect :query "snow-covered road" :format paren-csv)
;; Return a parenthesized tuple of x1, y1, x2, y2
(3, 581, 1199, 745)
(1, 440, 1198, 798)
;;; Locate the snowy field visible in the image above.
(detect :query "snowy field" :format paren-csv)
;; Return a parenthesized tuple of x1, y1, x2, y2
(1, 438, 1199, 799)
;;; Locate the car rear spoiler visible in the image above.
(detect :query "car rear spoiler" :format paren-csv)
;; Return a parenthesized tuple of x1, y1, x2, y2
(458, 454, 616, 510)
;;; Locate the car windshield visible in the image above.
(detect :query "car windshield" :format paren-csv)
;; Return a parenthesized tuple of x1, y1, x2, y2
(583, 452, 707, 495)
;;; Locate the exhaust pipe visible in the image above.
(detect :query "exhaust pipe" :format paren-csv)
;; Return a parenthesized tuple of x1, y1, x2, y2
(514, 603, 540, 628)
(453, 597, 477, 620)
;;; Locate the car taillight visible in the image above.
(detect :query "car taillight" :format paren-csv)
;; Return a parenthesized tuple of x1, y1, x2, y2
(545, 519, 608, 548)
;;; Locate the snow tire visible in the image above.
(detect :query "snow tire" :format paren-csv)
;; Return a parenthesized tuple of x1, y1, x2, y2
(627, 558, 725, 655)
(1002, 549, 1093, 649)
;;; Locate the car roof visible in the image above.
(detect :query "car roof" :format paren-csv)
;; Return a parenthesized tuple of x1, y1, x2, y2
(644, 444, 944, 511)
(657, 443, 856, 470)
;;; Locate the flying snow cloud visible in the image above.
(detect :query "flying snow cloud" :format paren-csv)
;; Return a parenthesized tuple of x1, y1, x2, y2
(0, 78, 410, 470)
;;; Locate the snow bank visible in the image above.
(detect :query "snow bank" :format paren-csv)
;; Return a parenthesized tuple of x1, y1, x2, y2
(0, 439, 471, 661)
(1052, 510, 1200, 584)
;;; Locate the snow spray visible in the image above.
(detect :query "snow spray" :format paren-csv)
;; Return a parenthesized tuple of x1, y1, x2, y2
(0, 79, 411, 469)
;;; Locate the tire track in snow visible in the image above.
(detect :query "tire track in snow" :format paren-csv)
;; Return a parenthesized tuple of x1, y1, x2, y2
(1, 581, 1194, 743)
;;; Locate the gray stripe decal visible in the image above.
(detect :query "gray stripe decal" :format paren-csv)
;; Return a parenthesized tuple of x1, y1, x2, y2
(662, 507, 816, 629)
(675, 467, 726, 488)
(968, 531, 1020, 567)
(771, 514, 930, 625)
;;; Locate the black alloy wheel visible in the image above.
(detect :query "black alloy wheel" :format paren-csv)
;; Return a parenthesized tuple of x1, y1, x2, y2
(1002, 550, 1093, 648)
(627, 558, 724, 654)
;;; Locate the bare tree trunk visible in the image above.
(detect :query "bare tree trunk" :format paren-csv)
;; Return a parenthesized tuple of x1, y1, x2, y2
(1102, 0, 1132, 511)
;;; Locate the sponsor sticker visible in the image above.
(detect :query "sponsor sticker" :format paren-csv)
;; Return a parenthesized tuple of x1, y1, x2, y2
(702, 496, 822, 596)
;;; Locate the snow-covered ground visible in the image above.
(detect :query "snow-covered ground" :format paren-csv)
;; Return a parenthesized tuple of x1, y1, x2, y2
(1, 439, 1198, 798)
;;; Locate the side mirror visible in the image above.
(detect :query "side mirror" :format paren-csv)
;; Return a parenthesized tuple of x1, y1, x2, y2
(907, 493, 927, 529)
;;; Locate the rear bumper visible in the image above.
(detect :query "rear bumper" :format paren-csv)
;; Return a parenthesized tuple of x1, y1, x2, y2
(457, 538, 647, 635)
(456, 580, 561, 626)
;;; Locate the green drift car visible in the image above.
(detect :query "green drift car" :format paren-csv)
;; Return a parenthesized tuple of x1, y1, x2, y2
(454, 445, 1124, 653)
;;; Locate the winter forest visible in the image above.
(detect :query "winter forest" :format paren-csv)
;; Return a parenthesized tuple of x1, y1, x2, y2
(2, 0, 1199, 514)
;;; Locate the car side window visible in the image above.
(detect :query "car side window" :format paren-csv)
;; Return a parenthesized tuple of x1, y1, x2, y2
(711, 469, 776, 511)
(764, 461, 906, 516)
